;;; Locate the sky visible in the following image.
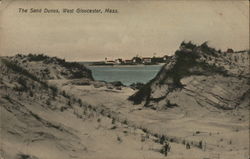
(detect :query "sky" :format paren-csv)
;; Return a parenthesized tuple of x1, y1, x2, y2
(0, 0, 249, 61)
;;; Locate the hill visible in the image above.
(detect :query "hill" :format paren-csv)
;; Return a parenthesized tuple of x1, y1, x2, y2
(0, 57, 166, 159)
(129, 42, 249, 111)
(1, 51, 249, 159)
(6, 54, 94, 80)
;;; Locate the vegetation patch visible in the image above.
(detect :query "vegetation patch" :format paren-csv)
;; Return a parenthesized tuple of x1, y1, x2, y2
(1, 59, 58, 94)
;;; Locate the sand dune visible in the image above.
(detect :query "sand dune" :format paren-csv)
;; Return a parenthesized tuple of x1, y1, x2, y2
(1, 46, 249, 159)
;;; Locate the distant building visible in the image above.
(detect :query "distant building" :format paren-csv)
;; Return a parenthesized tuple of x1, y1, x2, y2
(115, 58, 123, 64)
(124, 59, 133, 64)
(151, 57, 164, 63)
(163, 55, 169, 61)
(142, 57, 152, 64)
(227, 48, 234, 53)
(104, 57, 115, 64)
(132, 56, 142, 64)
(105, 60, 115, 64)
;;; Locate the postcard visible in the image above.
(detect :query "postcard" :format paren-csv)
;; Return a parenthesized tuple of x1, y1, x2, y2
(0, 0, 249, 159)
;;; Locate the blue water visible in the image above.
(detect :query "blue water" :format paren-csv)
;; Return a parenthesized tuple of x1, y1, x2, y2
(86, 65, 163, 86)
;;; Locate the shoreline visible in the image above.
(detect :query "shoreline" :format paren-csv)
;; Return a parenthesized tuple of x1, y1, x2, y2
(87, 63, 165, 67)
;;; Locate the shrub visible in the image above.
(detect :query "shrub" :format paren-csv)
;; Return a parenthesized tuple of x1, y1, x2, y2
(141, 135, 146, 142)
(2, 59, 43, 83)
(110, 126, 117, 130)
(122, 120, 128, 125)
(17, 153, 34, 159)
(49, 85, 58, 94)
(29, 91, 33, 97)
(198, 140, 203, 149)
(117, 136, 122, 143)
(46, 99, 51, 105)
(17, 77, 27, 88)
(196, 131, 201, 134)
(200, 42, 218, 57)
(182, 140, 186, 145)
(78, 99, 82, 106)
(68, 101, 71, 106)
(142, 128, 148, 133)
(130, 82, 145, 90)
(27, 54, 49, 61)
(128, 83, 152, 104)
(3, 95, 11, 101)
(165, 100, 178, 108)
(159, 135, 166, 144)
(61, 91, 69, 98)
(60, 107, 64, 112)
(100, 109, 104, 115)
(112, 118, 116, 124)
(169, 138, 175, 142)
(180, 41, 197, 50)
(160, 142, 171, 156)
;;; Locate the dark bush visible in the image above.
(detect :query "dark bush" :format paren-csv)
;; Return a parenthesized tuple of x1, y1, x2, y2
(198, 140, 203, 149)
(49, 85, 58, 95)
(3, 95, 11, 101)
(46, 99, 51, 105)
(159, 135, 166, 144)
(17, 153, 39, 159)
(68, 101, 71, 106)
(130, 82, 144, 90)
(122, 120, 128, 125)
(78, 99, 83, 106)
(117, 136, 122, 143)
(110, 81, 124, 87)
(142, 128, 148, 133)
(2, 59, 40, 82)
(180, 41, 197, 50)
(112, 118, 116, 124)
(17, 77, 28, 91)
(110, 125, 117, 130)
(28, 54, 49, 61)
(160, 142, 171, 156)
(165, 100, 178, 108)
(29, 91, 34, 97)
(128, 83, 151, 104)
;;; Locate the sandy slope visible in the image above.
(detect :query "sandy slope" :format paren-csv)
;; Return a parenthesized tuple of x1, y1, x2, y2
(129, 43, 249, 111)
(49, 80, 249, 159)
(1, 52, 249, 159)
(0, 59, 165, 159)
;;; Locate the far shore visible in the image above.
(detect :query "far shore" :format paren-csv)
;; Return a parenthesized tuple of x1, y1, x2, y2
(81, 62, 166, 67)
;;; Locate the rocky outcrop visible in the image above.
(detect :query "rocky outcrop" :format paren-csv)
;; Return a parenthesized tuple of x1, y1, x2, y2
(6, 54, 94, 80)
(129, 42, 249, 110)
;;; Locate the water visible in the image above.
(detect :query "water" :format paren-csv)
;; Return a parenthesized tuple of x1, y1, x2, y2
(86, 64, 163, 86)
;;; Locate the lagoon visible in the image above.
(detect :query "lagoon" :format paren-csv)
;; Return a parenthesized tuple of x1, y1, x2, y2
(86, 64, 163, 86)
